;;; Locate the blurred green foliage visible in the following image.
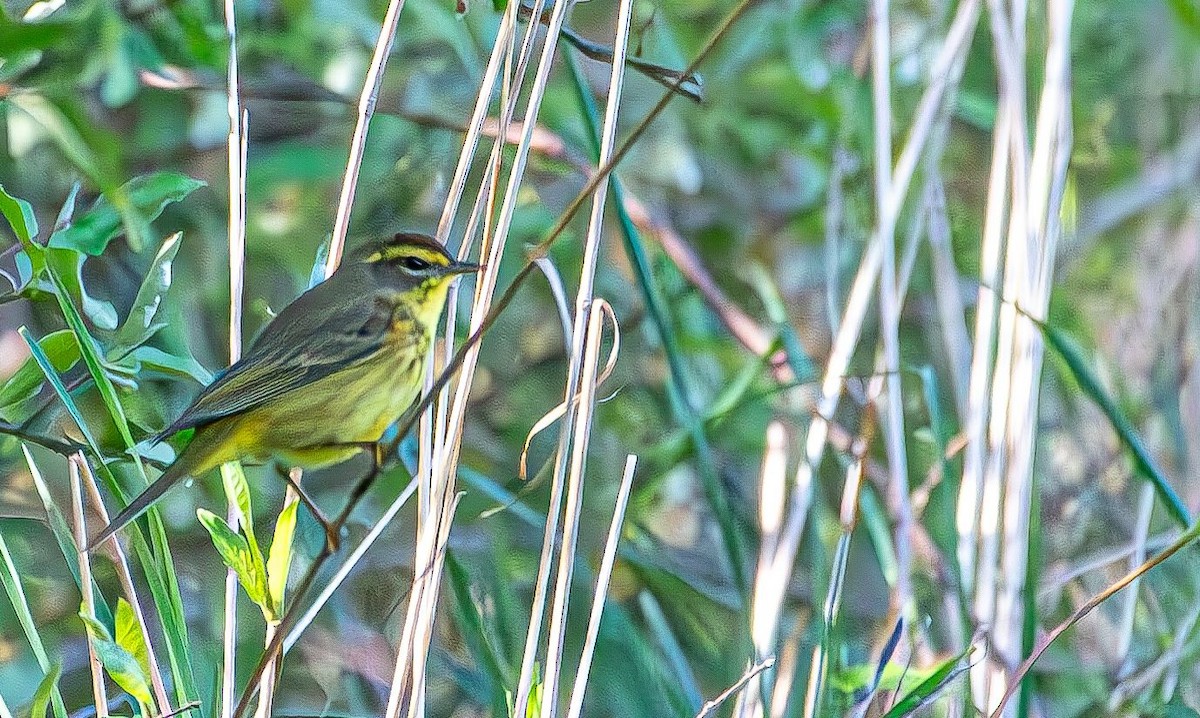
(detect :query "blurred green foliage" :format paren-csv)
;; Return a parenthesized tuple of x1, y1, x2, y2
(3, 0, 1200, 717)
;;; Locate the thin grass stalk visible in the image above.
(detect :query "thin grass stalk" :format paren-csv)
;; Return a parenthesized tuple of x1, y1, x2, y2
(565, 454, 638, 718)
(993, 4, 1073, 711)
(282, 477, 417, 652)
(802, 453, 866, 718)
(1117, 487, 1153, 675)
(870, 0, 917, 620)
(956, 99, 1012, 600)
(78, 457, 171, 715)
(70, 455, 109, 717)
(769, 628, 803, 718)
(539, 302, 615, 717)
(735, 421, 796, 718)
(222, 0, 248, 712)
(326, 0, 408, 272)
(796, 0, 980, 534)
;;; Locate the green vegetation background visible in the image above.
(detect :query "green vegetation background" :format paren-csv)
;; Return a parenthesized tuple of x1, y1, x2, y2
(2, 0, 1200, 716)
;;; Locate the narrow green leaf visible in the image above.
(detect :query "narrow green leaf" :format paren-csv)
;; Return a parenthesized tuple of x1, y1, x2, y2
(880, 647, 973, 718)
(0, 533, 67, 718)
(114, 598, 154, 694)
(197, 508, 268, 611)
(111, 232, 182, 352)
(126, 345, 213, 384)
(18, 325, 102, 453)
(28, 662, 62, 718)
(0, 330, 81, 417)
(50, 173, 204, 255)
(0, 183, 38, 247)
(80, 612, 154, 709)
(220, 462, 265, 575)
(1042, 323, 1191, 528)
(266, 499, 299, 618)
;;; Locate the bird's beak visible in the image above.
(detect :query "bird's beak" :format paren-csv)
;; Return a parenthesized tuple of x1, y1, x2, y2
(446, 261, 481, 276)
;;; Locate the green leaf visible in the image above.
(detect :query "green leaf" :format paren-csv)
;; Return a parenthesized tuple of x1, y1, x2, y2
(114, 598, 154, 694)
(18, 325, 102, 452)
(126, 345, 214, 384)
(1042, 323, 1191, 528)
(1169, 0, 1200, 38)
(41, 246, 118, 331)
(220, 462, 264, 573)
(0, 183, 38, 247)
(79, 612, 154, 709)
(197, 508, 269, 611)
(0, 330, 81, 419)
(111, 232, 182, 352)
(29, 662, 62, 718)
(50, 172, 204, 255)
(266, 499, 299, 618)
(880, 647, 973, 718)
(21, 447, 114, 630)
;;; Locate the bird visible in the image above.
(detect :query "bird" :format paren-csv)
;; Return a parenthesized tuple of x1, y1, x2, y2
(86, 232, 477, 551)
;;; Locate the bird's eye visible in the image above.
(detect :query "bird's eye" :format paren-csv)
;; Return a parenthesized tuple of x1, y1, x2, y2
(400, 256, 432, 272)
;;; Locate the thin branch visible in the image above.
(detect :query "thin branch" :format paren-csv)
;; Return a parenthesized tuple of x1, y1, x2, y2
(696, 657, 778, 718)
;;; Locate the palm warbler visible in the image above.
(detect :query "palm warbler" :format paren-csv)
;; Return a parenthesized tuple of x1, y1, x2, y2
(88, 232, 476, 550)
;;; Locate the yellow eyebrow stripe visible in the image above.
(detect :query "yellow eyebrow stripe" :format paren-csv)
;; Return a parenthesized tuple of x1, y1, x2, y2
(367, 246, 451, 265)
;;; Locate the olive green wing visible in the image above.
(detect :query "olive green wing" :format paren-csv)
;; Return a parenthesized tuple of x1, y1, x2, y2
(158, 283, 397, 437)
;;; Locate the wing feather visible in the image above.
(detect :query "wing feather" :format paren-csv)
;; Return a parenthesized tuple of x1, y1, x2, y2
(159, 275, 395, 437)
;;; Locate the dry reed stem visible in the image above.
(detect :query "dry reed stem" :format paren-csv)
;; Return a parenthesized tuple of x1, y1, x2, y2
(514, 2, 638, 711)
(565, 454, 639, 718)
(327, 0, 408, 273)
(539, 302, 616, 717)
(70, 454, 108, 717)
(221, 0, 247, 713)
(795, 0, 980, 550)
(870, 0, 916, 619)
(735, 421, 801, 718)
(281, 477, 417, 653)
(77, 456, 171, 715)
(967, 0, 1074, 712)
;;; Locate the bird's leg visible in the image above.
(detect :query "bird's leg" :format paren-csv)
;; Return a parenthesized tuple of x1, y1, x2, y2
(273, 464, 340, 553)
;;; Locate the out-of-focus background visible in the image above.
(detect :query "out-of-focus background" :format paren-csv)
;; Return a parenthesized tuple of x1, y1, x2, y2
(2, 0, 1200, 716)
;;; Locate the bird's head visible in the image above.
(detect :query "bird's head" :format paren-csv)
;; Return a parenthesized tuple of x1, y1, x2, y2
(349, 232, 479, 317)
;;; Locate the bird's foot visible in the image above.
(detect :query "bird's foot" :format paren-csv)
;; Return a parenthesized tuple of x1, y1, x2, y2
(274, 465, 342, 553)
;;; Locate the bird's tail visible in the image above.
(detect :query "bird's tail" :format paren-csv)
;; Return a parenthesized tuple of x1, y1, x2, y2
(85, 435, 215, 552)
